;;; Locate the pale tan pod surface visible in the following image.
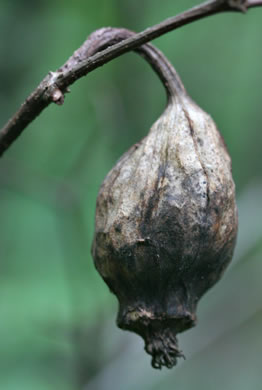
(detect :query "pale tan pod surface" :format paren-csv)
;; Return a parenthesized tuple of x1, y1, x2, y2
(94, 94, 236, 256)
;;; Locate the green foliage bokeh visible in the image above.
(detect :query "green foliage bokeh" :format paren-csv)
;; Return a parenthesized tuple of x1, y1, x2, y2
(0, 1, 262, 389)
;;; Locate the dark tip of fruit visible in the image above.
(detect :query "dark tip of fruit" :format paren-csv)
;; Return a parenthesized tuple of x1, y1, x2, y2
(145, 327, 185, 369)
(117, 307, 192, 369)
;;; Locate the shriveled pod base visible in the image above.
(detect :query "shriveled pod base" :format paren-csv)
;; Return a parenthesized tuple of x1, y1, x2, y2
(118, 306, 195, 368)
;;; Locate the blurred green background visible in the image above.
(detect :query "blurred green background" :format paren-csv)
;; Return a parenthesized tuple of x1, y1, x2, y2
(0, 1, 262, 389)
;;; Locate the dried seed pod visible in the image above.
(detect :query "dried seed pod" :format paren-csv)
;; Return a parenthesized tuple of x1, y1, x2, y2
(92, 29, 238, 369)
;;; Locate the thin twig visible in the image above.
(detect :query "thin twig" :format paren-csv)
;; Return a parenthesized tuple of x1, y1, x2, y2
(0, 0, 261, 157)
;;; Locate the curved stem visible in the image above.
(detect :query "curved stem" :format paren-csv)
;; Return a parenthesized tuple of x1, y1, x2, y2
(60, 28, 185, 100)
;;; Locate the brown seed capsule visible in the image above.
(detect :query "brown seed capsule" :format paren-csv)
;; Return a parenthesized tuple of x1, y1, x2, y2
(92, 30, 238, 369)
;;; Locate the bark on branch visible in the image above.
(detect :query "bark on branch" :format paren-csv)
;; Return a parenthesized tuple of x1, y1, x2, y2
(0, 0, 261, 157)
